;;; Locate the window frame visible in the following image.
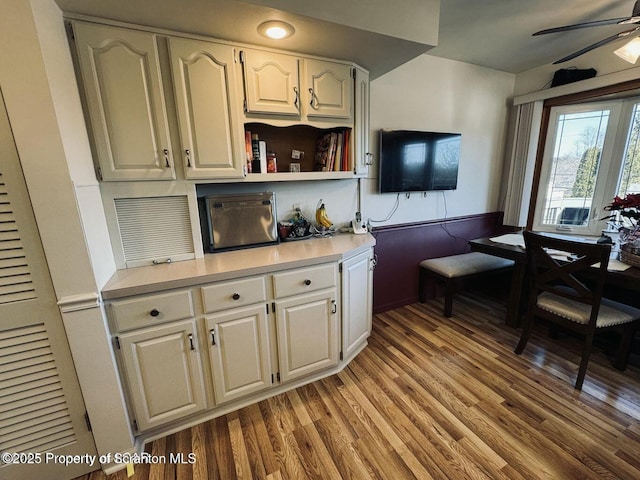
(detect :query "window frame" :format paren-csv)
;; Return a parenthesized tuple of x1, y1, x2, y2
(530, 95, 640, 236)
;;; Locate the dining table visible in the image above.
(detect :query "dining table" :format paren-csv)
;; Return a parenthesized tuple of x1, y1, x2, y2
(469, 232, 640, 328)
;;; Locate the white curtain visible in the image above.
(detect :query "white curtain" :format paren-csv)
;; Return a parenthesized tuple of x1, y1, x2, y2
(502, 101, 543, 227)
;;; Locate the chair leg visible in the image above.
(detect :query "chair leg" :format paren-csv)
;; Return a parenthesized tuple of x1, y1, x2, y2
(444, 278, 454, 317)
(515, 312, 533, 354)
(575, 332, 595, 390)
(613, 323, 637, 370)
(418, 268, 428, 303)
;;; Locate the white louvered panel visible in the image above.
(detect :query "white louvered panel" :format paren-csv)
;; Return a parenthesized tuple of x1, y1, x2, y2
(0, 324, 75, 456)
(115, 195, 194, 265)
(0, 173, 36, 305)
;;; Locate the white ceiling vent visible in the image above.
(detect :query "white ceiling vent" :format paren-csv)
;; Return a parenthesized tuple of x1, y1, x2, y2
(114, 196, 194, 267)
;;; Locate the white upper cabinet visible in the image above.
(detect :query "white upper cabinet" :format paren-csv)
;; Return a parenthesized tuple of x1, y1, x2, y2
(241, 50, 300, 116)
(304, 59, 352, 119)
(73, 22, 175, 181)
(241, 50, 353, 121)
(354, 66, 372, 176)
(168, 38, 244, 178)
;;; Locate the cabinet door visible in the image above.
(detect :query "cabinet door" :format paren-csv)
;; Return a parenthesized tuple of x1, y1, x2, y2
(205, 304, 272, 404)
(354, 66, 371, 176)
(169, 38, 244, 178)
(118, 319, 206, 431)
(304, 60, 353, 119)
(73, 22, 175, 181)
(275, 289, 339, 382)
(241, 50, 300, 115)
(341, 250, 373, 359)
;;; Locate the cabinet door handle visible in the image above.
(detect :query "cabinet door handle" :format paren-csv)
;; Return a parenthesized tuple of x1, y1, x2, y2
(232, 293, 240, 300)
(188, 333, 195, 351)
(331, 300, 337, 314)
(304, 279, 311, 286)
(163, 149, 170, 167)
(149, 309, 160, 317)
(185, 149, 191, 167)
(308, 88, 317, 108)
(293, 86, 299, 109)
(210, 329, 216, 346)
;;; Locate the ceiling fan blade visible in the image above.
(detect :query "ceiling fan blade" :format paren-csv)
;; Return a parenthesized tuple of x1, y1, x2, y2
(533, 17, 631, 36)
(553, 27, 640, 64)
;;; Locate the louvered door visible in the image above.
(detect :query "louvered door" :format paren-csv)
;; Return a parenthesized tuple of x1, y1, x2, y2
(0, 90, 97, 480)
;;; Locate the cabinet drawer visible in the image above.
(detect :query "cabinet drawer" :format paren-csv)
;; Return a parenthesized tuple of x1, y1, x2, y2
(201, 276, 267, 313)
(109, 290, 194, 332)
(272, 263, 336, 298)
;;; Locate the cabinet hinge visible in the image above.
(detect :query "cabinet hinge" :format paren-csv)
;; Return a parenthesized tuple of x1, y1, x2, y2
(339, 263, 343, 273)
(97, 166, 103, 181)
(132, 419, 139, 432)
(271, 373, 274, 384)
(243, 98, 248, 113)
(272, 302, 276, 313)
(277, 372, 281, 382)
(340, 351, 344, 361)
(84, 412, 92, 432)
(266, 303, 269, 314)
(114, 336, 121, 350)
(352, 67, 356, 80)
(239, 50, 245, 64)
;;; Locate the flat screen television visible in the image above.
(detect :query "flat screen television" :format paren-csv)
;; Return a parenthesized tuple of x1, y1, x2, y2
(378, 129, 461, 193)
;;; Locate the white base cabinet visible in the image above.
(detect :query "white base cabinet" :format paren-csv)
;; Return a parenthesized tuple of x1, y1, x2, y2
(205, 303, 272, 404)
(106, 247, 373, 435)
(117, 319, 206, 432)
(341, 249, 374, 360)
(275, 289, 339, 383)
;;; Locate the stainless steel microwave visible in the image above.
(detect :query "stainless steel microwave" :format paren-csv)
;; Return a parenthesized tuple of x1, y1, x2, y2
(205, 192, 278, 252)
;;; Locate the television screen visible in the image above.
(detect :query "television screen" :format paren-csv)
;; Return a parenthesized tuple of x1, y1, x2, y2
(378, 130, 461, 193)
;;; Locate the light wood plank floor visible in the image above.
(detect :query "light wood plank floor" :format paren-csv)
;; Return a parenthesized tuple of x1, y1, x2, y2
(73, 292, 640, 480)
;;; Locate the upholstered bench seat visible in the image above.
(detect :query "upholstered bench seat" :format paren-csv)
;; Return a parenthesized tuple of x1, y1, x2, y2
(419, 252, 514, 317)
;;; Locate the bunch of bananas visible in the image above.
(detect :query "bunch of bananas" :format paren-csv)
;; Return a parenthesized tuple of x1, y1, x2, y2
(315, 203, 333, 228)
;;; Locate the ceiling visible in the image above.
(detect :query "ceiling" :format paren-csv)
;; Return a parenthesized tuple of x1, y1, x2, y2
(53, 0, 640, 77)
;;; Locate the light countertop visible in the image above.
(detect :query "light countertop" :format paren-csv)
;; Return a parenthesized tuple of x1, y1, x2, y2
(102, 233, 376, 300)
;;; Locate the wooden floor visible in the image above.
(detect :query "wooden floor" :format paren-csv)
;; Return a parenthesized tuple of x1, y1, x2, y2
(73, 292, 640, 480)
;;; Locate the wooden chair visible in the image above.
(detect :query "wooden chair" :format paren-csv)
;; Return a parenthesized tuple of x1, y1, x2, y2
(515, 231, 640, 390)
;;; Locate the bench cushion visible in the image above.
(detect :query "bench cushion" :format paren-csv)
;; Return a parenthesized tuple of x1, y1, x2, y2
(419, 252, 513, 279)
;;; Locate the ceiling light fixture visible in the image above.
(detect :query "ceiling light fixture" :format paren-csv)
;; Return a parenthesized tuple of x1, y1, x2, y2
(257, 21, 295, 40)
(614, 36, 640, 63)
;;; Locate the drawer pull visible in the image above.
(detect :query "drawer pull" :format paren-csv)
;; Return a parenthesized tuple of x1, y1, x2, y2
(210, 329, 216, 345)
(188, 334, 195, 351)
(149, 309, 160, 317)
(232, 293, 240, 300)
(331, 300, 337, 314)
(304, 279, 312, 286)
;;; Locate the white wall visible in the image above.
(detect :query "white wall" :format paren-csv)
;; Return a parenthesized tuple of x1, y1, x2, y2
(361, 54, 515, 227)
(514, 38, 640, 97)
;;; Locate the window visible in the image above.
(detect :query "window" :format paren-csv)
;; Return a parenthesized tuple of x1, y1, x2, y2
(533, 97, 640, 235)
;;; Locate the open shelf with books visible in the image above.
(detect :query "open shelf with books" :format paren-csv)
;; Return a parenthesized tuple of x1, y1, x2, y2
(244, 123, 354, 180)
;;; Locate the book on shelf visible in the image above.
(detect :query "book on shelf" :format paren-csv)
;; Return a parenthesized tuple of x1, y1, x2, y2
(245, 131, 253, 173)
(326, 132, 338, 172)
(342, 129, 350, 171)
(258, 140, 267, 174)
(333, 132, 343, 172)
(250, 133, 261, 172)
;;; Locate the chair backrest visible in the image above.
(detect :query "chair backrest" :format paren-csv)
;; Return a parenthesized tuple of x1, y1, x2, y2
(522, 231, 612, 327)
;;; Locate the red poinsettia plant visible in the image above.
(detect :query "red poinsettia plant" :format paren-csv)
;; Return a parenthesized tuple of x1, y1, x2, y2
(603, 193, 640, 249)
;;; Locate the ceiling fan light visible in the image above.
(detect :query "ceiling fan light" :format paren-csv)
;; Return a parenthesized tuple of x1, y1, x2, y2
(614, 37, 640, 63)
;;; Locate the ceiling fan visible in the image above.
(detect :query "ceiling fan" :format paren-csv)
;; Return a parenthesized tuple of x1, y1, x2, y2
(534, 0, 640, 64)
